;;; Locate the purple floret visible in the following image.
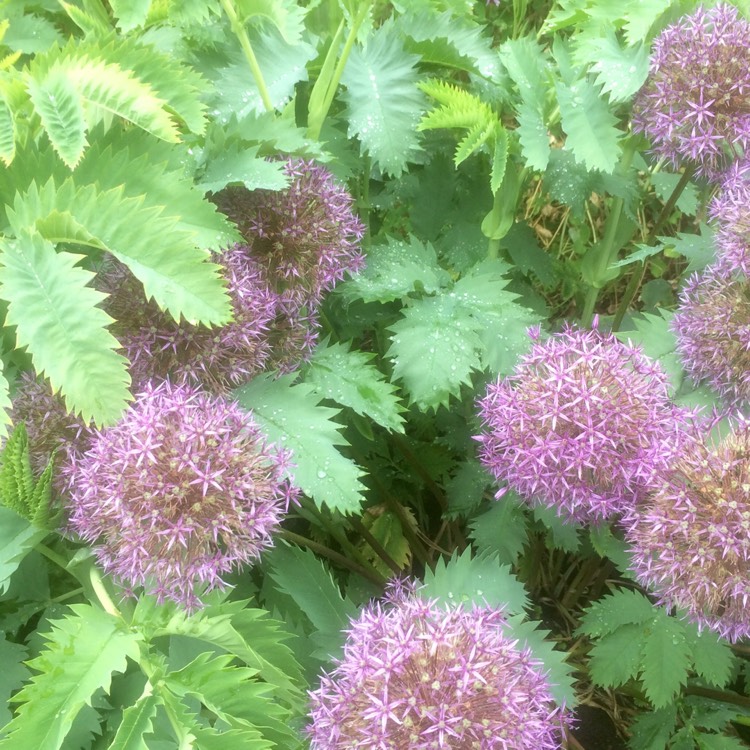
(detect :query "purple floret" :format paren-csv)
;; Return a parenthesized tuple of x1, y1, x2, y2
(476, 325, 681, 523)
(63, 380, 298, 611)
(624, 419, 750, 643)
(632, 3, 750, 178)
(709, 160, 750, 274)
(307, 583, 571, 749)
(672, 263, 750, 408)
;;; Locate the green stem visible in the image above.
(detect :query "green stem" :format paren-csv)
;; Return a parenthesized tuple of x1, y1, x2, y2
(219, 0, 274, 113)
(580, 139, 638, 326)
(279, 529, 387, 586)
(89, 565, 121, 618)
(610, 165, 696, 331)
(307, 2, 371, 140)
(36, 542, 71, 572)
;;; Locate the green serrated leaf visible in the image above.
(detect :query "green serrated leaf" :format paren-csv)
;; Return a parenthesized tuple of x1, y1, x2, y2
(388, 295, 483, 411)
(107, 693, 161, 750)
(505, 614, 577, 708)
(4, 13, 64, 54)
(26, 70, 87, 169)
(0, 96, 16, 166)
(499, 36, 549, 112)
(109, 0, 151, 32)
(341, 26, 424, 176)
(267, 543, 358, 660)
(616, 309, 684, 393)
(304, 339, 405, 433)
(555, 78, 621, 173)
(237, 0, 307, 45)
(658, 225, 715, 274)
(517, 100, 550, 171)
(589, 34, 650, 103)
(340, 235, 451, 304)
(8, 178, 232, 327)
(164, 652, 296, 748)
(640, 612, 691, 707)
(697, 735, 750, 750)
(198, 145, 289, 194)
(0, 635, 29, 727)
(422, 548, 530, 615)
(28, 45, 180, 144)
(0, 604, 140, 750)
(652, 172, 699, 216)
(627, 704, 678, 750)
(0, 233, 131, 426)
(234, 373, 366, 513)
(543, 147, 597, 219)
(445, 459, 492, 518)
(578, 588, 657, 637)
(468, 496, 529, 565)
(682, 621, 735, 688)
(588, 622, 644, 688)
(533, 505, 581, 552)
(0, 365, 10, 440)
(490, 124, 508, 195)
(453, 122, 493, 167)
(500, 222, 556, 286)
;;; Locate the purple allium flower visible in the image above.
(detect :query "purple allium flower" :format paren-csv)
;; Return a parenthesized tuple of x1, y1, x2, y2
(213, 158, 366, 310)
(64, 380, 298, 611)
(632, 3, 750, 178)
(99, 248, 278, 393)
(709, 160, 750, 274)
(625, 419, 750, 642)
(10, 372, 91, 482)
(307, 583, 571, 749)
(476, 325, 680, 523)
(672, 263, 750, 408)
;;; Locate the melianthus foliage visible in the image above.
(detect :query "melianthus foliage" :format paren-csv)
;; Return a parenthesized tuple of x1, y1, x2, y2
(5, 1, 750, 749)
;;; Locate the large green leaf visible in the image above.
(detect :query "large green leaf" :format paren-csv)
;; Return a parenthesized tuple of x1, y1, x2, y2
(164, 653, 297, 747)
(555, 77, 621, 173)
(26, 44, 180, 146)
(640, 613, 691, 707)
(109, 0, 152, 32)
(304, 339, 405, 433)
(341, 25, 424, 176)
(0, 605, 140, 750)
(8, 178, 231, 327)
(389, 295, 483, 410)
(0, 636, 29, 727)
(107, 694, 161, 750)
(25, 69, 87, 168)
(339, 235, 451, 304)
(266, 543, 358, 658)
(0, 507, 47, 595)
(237, 0, 307, 45)
(0, 233, 130, 425)
(0, 96, 16, 166)
(234, 374, 366, 514)
(421, 547, 530, 615)
(468, 496, 529, 565)
(0, 364, 10, 440)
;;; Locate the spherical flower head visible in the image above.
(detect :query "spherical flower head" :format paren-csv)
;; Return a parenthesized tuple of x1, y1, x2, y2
(632, 3, 750, 178)
(213, 158, 366, 310)
(10, 372, 91, 483)
(709, 160, 750, 274)
(307, 584, 570, 749)
(63, 380, 298, 611)
(625, 419, 750, 642)
(672, 263, 750, 408)
(99, 248, 278, 393)
(476, 325, 680, 523)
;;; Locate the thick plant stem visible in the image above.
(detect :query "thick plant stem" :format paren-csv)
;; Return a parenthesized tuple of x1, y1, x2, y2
(580, 140, 638, 326)
(610, 165, 696, 331)
(219, 0, 274, 113)
(307, 2, 372, 140)
(90, 565, 121, 618)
